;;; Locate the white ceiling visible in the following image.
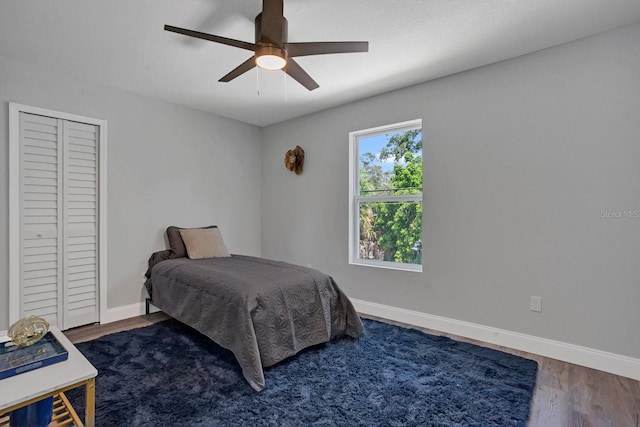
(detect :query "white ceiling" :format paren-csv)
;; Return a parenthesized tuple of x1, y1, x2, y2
(1, 0, 640, 127)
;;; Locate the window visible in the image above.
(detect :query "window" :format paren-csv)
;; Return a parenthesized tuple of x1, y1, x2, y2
(349, 119, 423, 271)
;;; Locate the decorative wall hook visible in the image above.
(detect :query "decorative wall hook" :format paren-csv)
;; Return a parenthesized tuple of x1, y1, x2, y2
(284, 145, 305, 175)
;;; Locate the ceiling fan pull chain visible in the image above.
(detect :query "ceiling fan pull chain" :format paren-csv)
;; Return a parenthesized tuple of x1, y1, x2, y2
(284, 69, 288, 103)
(256, 67, 261, 96)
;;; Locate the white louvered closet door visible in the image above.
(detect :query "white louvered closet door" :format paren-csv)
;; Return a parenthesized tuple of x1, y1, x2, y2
(62, 120, 99, 328)
(19, 113, 61, 327)
(18, 112, 100, 330)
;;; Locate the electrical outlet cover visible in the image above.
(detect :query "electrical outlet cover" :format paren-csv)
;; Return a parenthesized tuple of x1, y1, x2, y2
(530, 296, 542, 312)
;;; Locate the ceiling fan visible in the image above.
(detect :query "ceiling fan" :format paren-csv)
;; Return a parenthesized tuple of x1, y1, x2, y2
(165, 0, 369, 91)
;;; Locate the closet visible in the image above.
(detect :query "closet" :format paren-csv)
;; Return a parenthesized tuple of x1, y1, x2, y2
(9, 104, 106, 330)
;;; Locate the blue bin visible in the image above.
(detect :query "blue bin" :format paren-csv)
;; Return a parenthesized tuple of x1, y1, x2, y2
(10, 396, 53, 427)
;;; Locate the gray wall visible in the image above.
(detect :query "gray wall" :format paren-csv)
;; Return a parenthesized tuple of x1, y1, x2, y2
(261, 23, 640, 358)
(0, 55, 262, 329)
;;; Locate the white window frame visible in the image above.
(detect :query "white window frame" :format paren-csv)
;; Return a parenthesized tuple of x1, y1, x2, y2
(348, 119, 423, 272)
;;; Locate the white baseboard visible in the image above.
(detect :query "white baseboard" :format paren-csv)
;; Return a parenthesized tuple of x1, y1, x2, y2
(351, 298, 640, 382)
(100, 301, 162, 324)
(100, 303, 145, 324)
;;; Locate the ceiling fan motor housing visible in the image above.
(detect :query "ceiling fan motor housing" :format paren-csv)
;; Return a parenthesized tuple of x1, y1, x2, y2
(255, 13, 288, 53)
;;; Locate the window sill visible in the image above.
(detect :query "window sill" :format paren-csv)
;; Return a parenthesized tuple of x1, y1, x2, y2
(349, 259, 422, 273)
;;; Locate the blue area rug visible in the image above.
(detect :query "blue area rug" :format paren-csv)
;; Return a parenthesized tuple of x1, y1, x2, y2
(69, 318, 538, 426)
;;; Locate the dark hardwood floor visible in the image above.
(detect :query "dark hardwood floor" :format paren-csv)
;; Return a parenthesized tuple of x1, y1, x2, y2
(63, 313, 640, 427)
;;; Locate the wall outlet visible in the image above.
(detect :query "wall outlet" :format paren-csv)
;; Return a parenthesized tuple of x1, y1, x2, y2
(530, 296, 542, 312)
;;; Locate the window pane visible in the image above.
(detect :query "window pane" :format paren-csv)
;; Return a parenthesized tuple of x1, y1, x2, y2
(359, 200, 422, 265)
(359, 129, 423, 197)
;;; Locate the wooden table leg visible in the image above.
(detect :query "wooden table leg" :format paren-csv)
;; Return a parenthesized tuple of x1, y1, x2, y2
(85, 377, 96, 427)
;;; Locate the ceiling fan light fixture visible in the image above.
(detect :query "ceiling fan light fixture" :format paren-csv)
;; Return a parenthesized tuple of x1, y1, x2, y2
(255, 46, 287, 70)
(256, 54, 287, 70)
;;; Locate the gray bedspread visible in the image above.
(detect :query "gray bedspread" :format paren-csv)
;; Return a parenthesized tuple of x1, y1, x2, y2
(148, 255, 363, 391)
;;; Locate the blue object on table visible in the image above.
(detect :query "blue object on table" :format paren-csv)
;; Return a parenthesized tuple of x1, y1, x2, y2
(10, 397, 53, 427)
(0, 332, 69, 380)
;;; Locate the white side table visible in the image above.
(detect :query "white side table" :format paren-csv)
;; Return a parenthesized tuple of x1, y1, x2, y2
(0, 327, 97, 427)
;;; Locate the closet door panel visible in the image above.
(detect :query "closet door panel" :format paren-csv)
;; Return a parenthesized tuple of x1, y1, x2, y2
(63, 120, 99, 329)
(19, 113, 62, 326)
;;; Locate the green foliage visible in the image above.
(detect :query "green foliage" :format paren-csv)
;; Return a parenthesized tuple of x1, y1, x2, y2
(374, 201, 422, 263)
(359, 129, 423, 264)
(359, 153, 390, 194)
(379, 129, 422, 162)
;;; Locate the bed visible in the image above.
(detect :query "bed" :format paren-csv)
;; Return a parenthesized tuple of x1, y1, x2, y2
(144, 226, 363, 391)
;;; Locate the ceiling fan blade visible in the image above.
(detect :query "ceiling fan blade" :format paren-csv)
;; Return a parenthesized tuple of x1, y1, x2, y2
(285, 41, 369, 57)
(260, 0, 285, 45)
(164, 25, 256, 51)
(219, 56, 257, 82)
(285, 58, 319, 91)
